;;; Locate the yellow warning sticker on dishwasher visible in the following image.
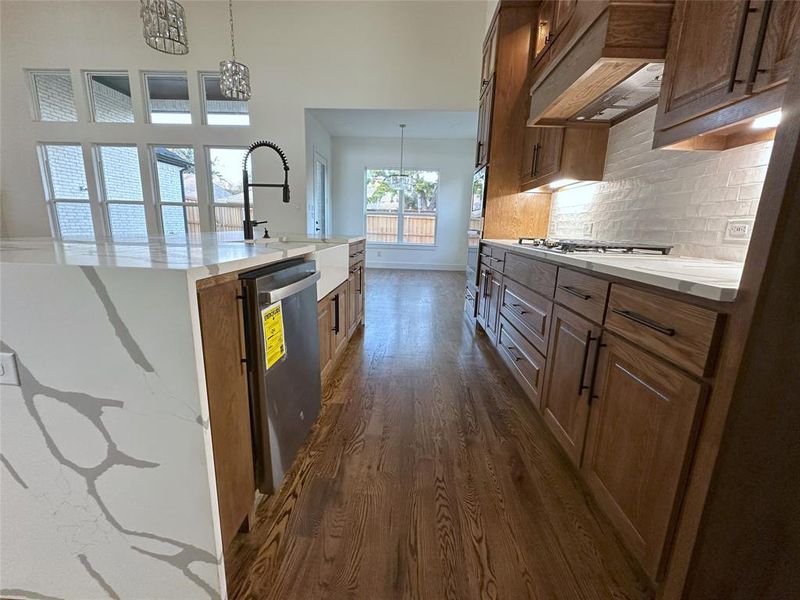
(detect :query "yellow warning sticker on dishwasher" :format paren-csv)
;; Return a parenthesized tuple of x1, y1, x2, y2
(261, 301, 286, 370)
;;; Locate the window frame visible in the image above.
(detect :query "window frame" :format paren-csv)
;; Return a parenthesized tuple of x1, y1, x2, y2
(204, 145, 253, 236)
(142, 71, 193, 125)
(84, 70, 135, 124)
(26, 69, 79, 122)
(149, 144, 198, 238)
(363, 167, 440, 248)
(93, 143, 149, 239)
(198, 72, 250, 126)
(37, 142, 96, 241)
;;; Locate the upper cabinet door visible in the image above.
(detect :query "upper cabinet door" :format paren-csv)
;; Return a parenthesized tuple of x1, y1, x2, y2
(533, 0, 556, 60)
(553, 0, 577, 35)
(481, 20, 499, 91)
(752, 0, 800, 93)
(534, 127, 564, 182)
(655, 0, 756, 131)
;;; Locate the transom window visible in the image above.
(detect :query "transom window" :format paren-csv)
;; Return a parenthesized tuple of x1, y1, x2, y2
(365, 169, 439, 245)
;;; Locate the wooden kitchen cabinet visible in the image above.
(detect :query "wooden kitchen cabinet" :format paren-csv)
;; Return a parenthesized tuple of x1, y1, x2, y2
(331, 283, 349, 358)
(481, 18, 498, 91)
(477, 260, 502, 342)
(752, 0, 800, 93)
(541, 305, 600, 465)
(475, 77, 494, 169)
(519, 125, 607, 192)
(318, 292, 334, 379)
(583, 333, 706, 581)
(197, 279, 255, 550)
(654, 0, 797, 148)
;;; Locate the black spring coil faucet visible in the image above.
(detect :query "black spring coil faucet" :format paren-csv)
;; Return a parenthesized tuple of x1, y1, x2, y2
(241, 140, 291, 240)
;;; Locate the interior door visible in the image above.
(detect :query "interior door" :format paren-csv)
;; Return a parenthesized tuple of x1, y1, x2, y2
(311, 151, 328, 236)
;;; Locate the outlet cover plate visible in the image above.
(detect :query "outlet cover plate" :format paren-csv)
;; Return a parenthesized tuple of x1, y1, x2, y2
(0, 352, 20, 386)
(724, 218, 755, 244)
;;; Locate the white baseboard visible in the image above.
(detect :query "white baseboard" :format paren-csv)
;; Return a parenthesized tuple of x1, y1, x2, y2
(365, 261, 466, 271)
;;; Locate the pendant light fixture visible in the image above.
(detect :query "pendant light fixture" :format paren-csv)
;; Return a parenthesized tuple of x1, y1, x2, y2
(140, 0, 189, 55)
(388, 124, 413, 192)
(219, 0, 251, 101)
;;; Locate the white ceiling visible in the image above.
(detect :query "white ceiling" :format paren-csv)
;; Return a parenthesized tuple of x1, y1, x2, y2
(308, 109, 478, 139)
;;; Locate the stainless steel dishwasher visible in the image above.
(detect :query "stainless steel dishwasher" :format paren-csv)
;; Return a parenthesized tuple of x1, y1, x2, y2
(240, 258, 321, 494)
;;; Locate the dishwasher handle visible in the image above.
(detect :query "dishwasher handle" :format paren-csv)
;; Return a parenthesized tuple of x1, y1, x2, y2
(262, 271, 320, 303)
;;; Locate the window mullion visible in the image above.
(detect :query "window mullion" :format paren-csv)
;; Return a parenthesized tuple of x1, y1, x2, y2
(141, 144, 161, 235)
(82, 143, 107, 238)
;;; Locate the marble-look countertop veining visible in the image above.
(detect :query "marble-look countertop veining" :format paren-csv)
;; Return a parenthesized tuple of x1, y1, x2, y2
(0, 234, 321, 280)
(484, 239, 743, 302)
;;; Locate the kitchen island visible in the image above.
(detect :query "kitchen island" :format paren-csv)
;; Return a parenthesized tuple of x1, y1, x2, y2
(0, 234, 358, 600)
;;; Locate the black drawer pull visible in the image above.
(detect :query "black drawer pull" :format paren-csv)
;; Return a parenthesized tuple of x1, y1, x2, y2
(508, 302, 528, 315)
(505, 345, 523, 362)
(611, 308, 676, 337)
(558, 285, 591, 300)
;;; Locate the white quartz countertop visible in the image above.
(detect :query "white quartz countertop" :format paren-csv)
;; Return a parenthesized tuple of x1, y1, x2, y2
(0, 233, 320, 278)
(484, 239, 743, 302)
(273, 233, 366, 244)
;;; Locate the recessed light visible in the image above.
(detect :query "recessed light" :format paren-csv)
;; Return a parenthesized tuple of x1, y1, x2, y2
(549, 178, 578, 189)
(752, 110, 781, 129)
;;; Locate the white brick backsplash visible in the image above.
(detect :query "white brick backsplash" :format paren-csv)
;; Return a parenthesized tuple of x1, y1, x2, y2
(548, 106, 772, 261)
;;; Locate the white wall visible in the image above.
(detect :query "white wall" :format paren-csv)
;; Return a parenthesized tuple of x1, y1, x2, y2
(548, 106, 773, 262)
(0, 0, 485, 238)
(331, 136, 473, 270)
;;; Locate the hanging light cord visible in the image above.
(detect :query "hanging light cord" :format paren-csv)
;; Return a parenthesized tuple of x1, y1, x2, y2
(228, 0, 236, 60)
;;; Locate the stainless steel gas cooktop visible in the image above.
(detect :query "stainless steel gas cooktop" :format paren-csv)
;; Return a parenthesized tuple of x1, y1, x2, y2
(517, 238, 673, 255)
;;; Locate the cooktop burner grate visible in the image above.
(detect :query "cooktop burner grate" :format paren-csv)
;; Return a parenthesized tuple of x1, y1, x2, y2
(517, 238, 673, 255)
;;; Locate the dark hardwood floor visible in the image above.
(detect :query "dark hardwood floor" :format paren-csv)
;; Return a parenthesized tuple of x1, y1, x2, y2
(226, 269, 652, 600)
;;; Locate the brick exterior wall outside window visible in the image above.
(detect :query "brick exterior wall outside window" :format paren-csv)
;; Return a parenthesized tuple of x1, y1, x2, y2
(548, 106, 773, 262)
(90, 79, 134, 123)
(32, 72, 78, 121)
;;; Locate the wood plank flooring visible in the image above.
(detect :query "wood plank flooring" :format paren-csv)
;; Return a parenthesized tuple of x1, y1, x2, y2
(225, 269, 652, 600)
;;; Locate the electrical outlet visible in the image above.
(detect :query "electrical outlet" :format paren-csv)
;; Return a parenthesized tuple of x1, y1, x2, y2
(724, 218, 755, 243)
(582, 222, 594, 237)
(0, 352, 20, 386)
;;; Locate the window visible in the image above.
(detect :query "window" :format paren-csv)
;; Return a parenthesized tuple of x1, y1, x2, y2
(29, 70, 78, 122)
(145, 73, 192, 124)
(201, 73, 249, 125)
(152, 146, 197, 239)
(87, 72, 134, 123)
(365, 169, 438, 245)
(207, 147, 252, 237)
(95, 145, 147, 239)
(38, 144, 95, 240)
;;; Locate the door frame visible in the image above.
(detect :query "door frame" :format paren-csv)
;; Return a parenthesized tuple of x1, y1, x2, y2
(310, 147, 330, 236)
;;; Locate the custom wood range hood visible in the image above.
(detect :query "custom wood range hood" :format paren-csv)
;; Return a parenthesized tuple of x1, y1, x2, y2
(528, 0, 675, 126)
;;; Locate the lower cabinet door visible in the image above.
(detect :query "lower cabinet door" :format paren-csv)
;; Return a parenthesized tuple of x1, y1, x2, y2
(331, 284, 349, 357)
(486, 272, 502, 340)
(541, 305, 600, 465)
(347, 268, 358, 335)
(317, 296, 333, 378)
(582, 333, 705, 581)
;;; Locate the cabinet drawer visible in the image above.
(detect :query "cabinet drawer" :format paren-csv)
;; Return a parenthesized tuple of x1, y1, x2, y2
(499, 277, 552, 356)
(481, 246, 505, 272)
(349, 242, 365, 266)
(503, 252, 558, 298)
(497, 316, 546, 410)
(554, 268, 609, 324)
(605, 285, 722, 377)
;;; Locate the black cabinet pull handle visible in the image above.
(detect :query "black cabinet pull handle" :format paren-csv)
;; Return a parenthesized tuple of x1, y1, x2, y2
(509, 302, 528, 315)
(611, 308, 675, 337)
(558, 284, 591, 300)
(506, 345, 523, 362)
(332, 294, 340, 333)
(578, 334, 598, 395)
